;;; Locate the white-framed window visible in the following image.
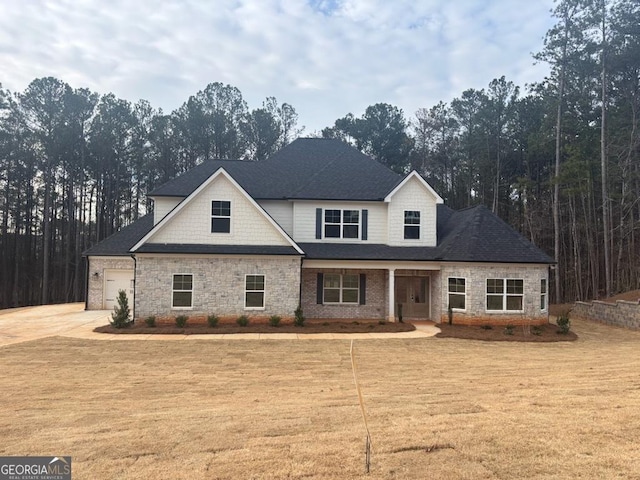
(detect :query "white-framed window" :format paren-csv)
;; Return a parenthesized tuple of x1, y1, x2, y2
(404, 210, 420, 239)
(245, 274, 265, 309)
(324, 209, 360, 239)
(172, 274, 193, 308)
(541, 278, 548, 311)
(211, 200, 231, 233)
(323, 273, 359, 304)
(486, 278, 524, 311)
(447, 277, 466, 310)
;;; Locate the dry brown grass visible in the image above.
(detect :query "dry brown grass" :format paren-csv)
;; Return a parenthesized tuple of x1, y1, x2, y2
(1, 318, 640, 479)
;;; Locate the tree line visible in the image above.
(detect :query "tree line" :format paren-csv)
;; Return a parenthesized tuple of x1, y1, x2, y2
(0, 0, 638, 308)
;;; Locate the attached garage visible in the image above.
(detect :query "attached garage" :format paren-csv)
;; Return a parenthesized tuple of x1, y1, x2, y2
(103, 269, 134, 309)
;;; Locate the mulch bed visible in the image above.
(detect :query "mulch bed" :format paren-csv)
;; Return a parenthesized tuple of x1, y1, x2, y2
(94, 320, 416, 335)
(436, 322, 577, 342)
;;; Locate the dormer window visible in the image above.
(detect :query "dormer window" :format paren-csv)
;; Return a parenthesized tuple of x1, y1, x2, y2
(211, 200, 231, 233)
(324, 209, 360, 239)
(404, 210, 420, 239)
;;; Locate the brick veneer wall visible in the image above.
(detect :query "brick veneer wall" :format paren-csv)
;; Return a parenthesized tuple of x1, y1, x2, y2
(440, 264, 549, 326)
(134, 255, 301, 320)
(86, 256, 134, 309)
(572, 300, 640, 330)
(301, 268, 387, 320)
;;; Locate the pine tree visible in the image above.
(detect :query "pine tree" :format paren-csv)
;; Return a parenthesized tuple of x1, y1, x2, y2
(110, 289, 131, 328)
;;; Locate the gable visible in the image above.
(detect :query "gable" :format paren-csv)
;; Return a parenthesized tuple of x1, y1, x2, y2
(132, 169, 300, 251)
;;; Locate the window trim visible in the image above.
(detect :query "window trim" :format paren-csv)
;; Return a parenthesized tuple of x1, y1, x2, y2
(171, 273, 194, 309)
(447, 276, 466, 311)
(486, 278, 524, 312)
(323, 208, 361, 240)
(540, 278, 548, 312)
(404, 210, 421, 240)
(244, 274, 266, 310)
(211, 199, 232, 234)
(323, 273, 360, 305)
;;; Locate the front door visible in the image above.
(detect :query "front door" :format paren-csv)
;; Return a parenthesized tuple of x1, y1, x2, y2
(395, 276, 430, 320)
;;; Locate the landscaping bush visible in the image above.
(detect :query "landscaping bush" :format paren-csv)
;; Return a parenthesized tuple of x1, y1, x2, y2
(294, 305, 305, 327)
(480, 324, 493, 330)
(144, 316, 156, 327)
(532, 325, 543, 336)
(504, 324, 515, 335)
(557, 313, 571, 334)
(207, 314, 219, 327)
(175, 315, 188, 328)
(268, 315, 281, 327)
(110, 290, 132, 329)
(236, 315, 249, 327)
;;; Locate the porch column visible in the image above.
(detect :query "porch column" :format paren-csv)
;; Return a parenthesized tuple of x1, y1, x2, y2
(388, 268, 395, 322)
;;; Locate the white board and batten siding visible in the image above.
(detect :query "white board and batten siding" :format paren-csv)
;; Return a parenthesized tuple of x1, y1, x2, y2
(104, 269, 134, 309)
(292, 201, 388, 243)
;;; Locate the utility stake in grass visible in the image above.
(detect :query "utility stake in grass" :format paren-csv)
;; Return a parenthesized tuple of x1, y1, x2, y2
(350, 340, 372, 474)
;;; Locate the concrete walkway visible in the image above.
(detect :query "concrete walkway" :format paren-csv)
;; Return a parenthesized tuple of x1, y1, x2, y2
(0, 303, 440, 346)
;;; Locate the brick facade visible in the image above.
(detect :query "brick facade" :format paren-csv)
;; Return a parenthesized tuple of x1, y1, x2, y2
(439, 264, 549, 326)
(573, 300, 640, 330)
(134, 255, 301, 320)
(86, 256, 134, 309)
(301, 268, 387, 320)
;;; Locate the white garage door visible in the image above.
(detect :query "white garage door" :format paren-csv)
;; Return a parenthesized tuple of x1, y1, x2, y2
(104, 270, 134, 310)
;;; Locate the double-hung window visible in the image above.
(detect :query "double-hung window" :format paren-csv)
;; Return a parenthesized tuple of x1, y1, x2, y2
(324, 209, 360, 239)
(404, 211, 420, 239)
(323, 273, 359, 304)
(448, 277, 466, 310)
(486, 278, 524, 311)
(245, 275, 265, 309)
(540, 279, 548, 311)
(172, 274, 193, 308)
(211, 200, 231, 233)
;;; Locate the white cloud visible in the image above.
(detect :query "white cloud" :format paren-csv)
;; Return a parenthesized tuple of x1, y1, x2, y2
(0, 0, 555, 133)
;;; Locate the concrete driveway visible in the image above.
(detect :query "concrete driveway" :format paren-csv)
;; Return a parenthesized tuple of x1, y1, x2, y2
(0, 304, 439, 346)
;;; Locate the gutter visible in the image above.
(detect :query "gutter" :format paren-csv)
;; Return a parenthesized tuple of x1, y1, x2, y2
(130, 254, 137, 322)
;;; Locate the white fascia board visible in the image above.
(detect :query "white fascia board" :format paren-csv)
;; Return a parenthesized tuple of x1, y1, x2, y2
(384, 171, 444, 204)
(131, 167, 304, 255)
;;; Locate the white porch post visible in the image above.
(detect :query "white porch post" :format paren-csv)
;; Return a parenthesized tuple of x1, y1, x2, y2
(388, 268, 395, 322)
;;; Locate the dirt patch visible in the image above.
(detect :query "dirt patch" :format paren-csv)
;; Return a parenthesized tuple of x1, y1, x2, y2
(94, 320, 416, 335)
(436, 322, 577, 342)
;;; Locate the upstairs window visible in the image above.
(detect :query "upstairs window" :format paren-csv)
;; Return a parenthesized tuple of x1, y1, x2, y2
(404, 210, 420, 239)
(324, 209, 360, 239)
(486, 278, 523, 311)
(211, 201, 231, 233)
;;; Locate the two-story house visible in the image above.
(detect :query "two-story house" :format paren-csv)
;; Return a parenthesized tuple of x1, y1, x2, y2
(84, 138, 553, 325)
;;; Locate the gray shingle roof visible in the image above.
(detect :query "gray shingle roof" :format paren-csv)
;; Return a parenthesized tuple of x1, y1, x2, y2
(84, 140, 553, 265)
(149, 138, 402, 201)
(82, 214, 154, 256)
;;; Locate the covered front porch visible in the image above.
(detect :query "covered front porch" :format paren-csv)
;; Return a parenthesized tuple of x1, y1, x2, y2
(301, 260, 441, 322)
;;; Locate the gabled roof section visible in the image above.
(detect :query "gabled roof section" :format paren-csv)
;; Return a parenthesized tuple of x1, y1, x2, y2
(148, 138, 403, 201)
(132, 167, 304, 254)
(82, 214, 154, 256)
(384, 171, 444, 203)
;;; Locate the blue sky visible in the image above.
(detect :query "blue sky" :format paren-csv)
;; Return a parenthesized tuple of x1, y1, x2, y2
(1, 0, 555, 133)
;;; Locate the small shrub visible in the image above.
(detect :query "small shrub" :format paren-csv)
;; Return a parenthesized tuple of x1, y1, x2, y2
(207, 314, 219, 327)
(480, 324, 493, 330)
(269, 315, 281, 327)
(352, 321, 360, 325)
(504, 324, 515, 335)
(110, 290, 132, 329)
(557, 313, 571, 334)
(144, 315, 156, 327)
(236, 315, 249, 327)
(294, 305, 305, 327)
(378, 320, 387, 325)
(175, 315, 188, 328)
(532, 325, 543, 336)
(447, 304, 453, 325)
(322, 322, 330, 326)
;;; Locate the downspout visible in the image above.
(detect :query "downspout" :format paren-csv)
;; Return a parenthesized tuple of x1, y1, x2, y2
(84, 257, 89, 311)
(298, 256, 304, 313)
(131, 254, 137, 323)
